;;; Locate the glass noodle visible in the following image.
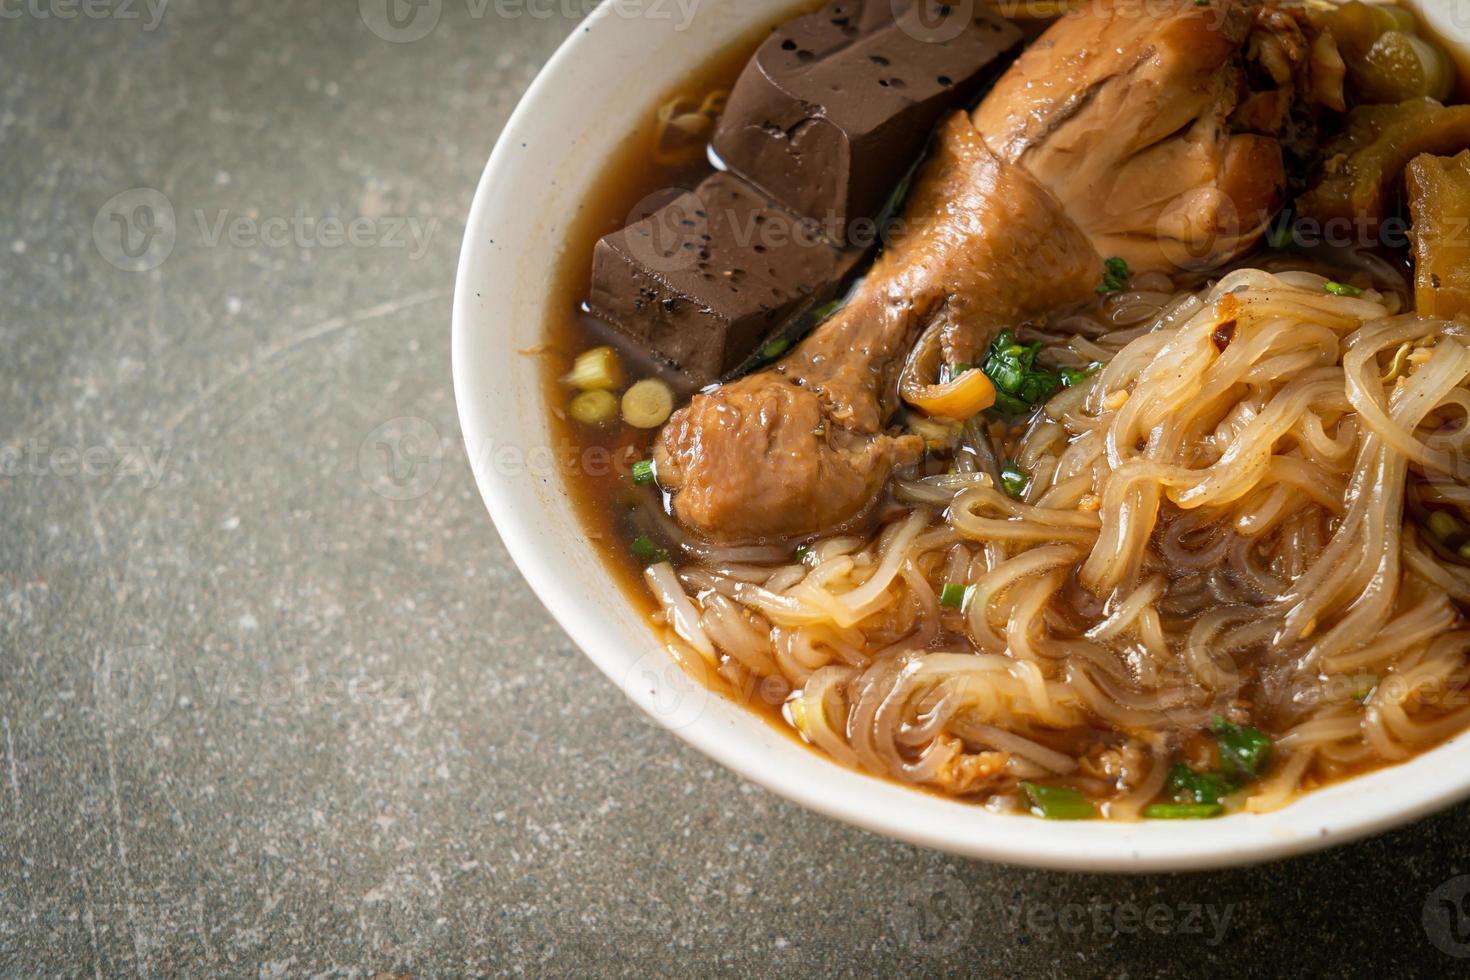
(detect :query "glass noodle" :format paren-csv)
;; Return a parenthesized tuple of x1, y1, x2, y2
(641, 267, 1470, 817)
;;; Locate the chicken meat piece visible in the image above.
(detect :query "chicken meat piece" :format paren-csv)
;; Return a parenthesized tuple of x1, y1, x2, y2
(657, 0, 1325, 544)
(654, 115, 1097, 542)
(975, 0, 1299, 271)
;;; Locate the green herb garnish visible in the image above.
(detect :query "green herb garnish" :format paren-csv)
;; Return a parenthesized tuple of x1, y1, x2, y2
(1000, 460, 1030, 500)
(939, 583, 971, 610)
(981, 330, 1062, 416)
(1096, 256, 1132, 295)
(1060, 361, 1103, 388)
(794, 544, 811, 562)
(759, 336, 791, 361)
(1166, 763, 1232, 806)
(1324, 281, 1364, 297)
(810, 295, 846, 325)
(1020, 782, 1097, 820)
(631, 459, 655, 485)
(1210, 716, 1273, 782)
(630, 535, 670, 566)
(1148, 722, 1273, 816)
(1144, 803, 1223, 819)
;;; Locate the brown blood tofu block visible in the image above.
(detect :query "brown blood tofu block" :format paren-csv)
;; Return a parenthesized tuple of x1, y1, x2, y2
(712, 0, 1021, 242)
(588, 171, 864, 384)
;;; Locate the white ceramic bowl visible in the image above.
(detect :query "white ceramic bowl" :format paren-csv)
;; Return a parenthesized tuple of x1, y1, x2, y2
(454, 0, 1470, 871)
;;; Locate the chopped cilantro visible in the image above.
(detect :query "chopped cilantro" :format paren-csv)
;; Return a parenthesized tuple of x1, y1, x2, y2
(1096, 256, 1132, 295)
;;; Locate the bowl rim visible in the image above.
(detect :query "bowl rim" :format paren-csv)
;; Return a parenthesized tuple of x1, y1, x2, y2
(453, 0, 1470, 872)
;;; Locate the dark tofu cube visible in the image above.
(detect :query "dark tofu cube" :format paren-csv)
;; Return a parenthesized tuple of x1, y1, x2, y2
(712, 0, 1021, 243)
(588, 172, 864, 384)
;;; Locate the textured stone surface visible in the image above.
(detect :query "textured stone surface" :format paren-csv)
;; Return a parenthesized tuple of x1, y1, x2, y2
(1, 1, 1468, 976)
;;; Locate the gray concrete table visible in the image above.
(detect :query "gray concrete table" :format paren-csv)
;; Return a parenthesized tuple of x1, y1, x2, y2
(1, 1, 1468, 976)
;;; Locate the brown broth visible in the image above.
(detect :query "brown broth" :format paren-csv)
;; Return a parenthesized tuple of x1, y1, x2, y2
(538, 8, 816, 724)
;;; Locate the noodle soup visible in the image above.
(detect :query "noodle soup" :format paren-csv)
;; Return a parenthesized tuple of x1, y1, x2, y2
(543, 0, 1470, 821)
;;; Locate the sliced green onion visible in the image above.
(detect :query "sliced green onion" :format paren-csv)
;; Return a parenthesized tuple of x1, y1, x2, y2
(759, 336, 790, 362)
(1020, 782, 1097, 820)
(1000, 460, 1030, 500)
(809, 295, 846, 326)
(569, 389, 619, 426)
(622, 379, 675, 430)
(981, 330, 1062, 416)
(1324, 281, 1364, 297)
(1144, 803, 1223, 819)
(1166, 763, 1232, 806)
(565, 345, 623, 391)
(939, 583, 971, 610)
(632, 459, 656, 485)
(630, 535, 670, 566)
(794, 544, 811, 562)
(1210, 716, 1272, 782)
(1061, 362, 1102, 388)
